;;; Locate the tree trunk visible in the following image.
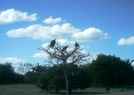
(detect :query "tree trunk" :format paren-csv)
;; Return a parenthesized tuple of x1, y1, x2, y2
(63, 64, 70, 95)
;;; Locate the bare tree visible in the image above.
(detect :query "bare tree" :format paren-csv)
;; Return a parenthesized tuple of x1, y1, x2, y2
(18, 63, 34, 74)
(39, 40, 90, 95)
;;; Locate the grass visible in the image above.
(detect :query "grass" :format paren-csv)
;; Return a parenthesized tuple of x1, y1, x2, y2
(0, 84, 134, 95)
(0, 84, 46, 95)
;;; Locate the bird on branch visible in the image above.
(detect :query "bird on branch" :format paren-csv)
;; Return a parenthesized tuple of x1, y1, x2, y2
(50, 39, 56, 48)
(62, 45, 68, 52)
(75, 42, 80, 48)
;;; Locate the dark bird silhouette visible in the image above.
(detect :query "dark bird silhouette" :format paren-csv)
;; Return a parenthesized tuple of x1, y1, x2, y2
(62, 45, 68, 52)
(75, 42, 79, 48)
(121, 89, 123, 92)
(50, 39, 56, 48)
(106, 87, 110, 93)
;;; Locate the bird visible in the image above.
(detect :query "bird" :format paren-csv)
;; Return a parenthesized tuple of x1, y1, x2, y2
(121, 89, 123, 92)
(50, 39, 56, 48)
(106, 87, 110, 93)
(75, 42, 79, 48)
(62, 45, 68, 52)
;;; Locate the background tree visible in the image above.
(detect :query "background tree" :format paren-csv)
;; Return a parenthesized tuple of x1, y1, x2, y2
(0, 63, 25, 84)
(18, 63, 34, 74)
(0, 63, 15, 84)
(24, 63, 48, 84)
(88, 54, 134, 87)
(39, 40, 90, 95)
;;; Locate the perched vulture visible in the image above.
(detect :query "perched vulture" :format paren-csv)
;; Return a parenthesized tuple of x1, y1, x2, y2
(50, 39, 56, 48)
(75, 42, 79, 48)
(62, 45, 68, 52)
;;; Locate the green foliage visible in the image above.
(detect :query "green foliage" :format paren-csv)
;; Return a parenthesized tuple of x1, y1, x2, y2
(24, 64, 49, 84)
(0, 63, 25, 84)
(0, 63, 15, 84)
(14, 73, 25, 83)
(88, 54, 134, 87)
(37, 63, 91, 93)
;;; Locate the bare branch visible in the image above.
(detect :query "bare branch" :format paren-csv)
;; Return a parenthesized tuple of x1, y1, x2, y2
(39, 42, 90, 65)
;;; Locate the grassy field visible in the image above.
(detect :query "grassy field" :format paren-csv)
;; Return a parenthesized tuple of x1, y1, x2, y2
(0, 84, 134, 95)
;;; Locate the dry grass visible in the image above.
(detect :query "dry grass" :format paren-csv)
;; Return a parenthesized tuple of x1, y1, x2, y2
(0, 84, 134, 95)
(0, 84, 47, 95)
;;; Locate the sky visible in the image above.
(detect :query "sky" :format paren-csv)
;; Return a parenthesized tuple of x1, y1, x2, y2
(0, 0, 134, 70)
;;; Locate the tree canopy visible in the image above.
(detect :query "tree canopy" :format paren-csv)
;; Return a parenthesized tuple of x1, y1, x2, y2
(88, 54, 134, 87)
(38, 63, 91, 93)
(0, 63, 24, 84)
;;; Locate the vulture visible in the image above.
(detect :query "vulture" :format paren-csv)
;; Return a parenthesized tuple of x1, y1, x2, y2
(62, 45, 68, 52)
(75, 42, 79, 48)
(50, 39, 56, 48)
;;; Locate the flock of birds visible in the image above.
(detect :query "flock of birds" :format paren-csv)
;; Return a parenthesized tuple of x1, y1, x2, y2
(50, 39, 80, 51)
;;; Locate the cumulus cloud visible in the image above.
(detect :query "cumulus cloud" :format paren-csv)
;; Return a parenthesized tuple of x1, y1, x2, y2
(43, 16, 62, 24)
(0, 57, 27, 64)
(33, 51, 48, 58)
(6, 16, 110, 42)
(72, 27, 110, 42)
(56, 39, 75, 46)
(117, 36, 134, 46)
(6, 23, 80, 40)
(0, 8, 37, 24)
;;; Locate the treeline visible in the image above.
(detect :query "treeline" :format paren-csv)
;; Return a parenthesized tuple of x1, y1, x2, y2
(0, 63, 24, 84)
(0, 54, 134, 92)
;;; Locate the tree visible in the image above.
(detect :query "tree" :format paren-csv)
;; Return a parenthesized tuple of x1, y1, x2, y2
(38, 63, 91, 93)
(0, 63, 15, 84)
(39, 40, 90, 95)
(88, 54, 134, 87)
(24, 63, 48, 84)
(14, 73, 25, 83)
(38, 64, 65, 92)
(18, 63, 34, 74)
(0, 63, 25, 84)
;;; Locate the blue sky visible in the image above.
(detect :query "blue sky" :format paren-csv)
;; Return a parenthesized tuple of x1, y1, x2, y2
(0, 0, 134, 69)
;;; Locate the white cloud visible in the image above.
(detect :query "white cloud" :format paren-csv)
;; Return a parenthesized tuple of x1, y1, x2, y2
(0, 8, 37, 24)
(72, 27, 110, 42)
(117, 36, 134, 46)
(33, 51, 48, 58)
(56, 39, 75, 46)
(6, 16, 110, 42)
(43, 16, 62, 24)
(0, 57, 27, 64)
(6, 23, 80, 40)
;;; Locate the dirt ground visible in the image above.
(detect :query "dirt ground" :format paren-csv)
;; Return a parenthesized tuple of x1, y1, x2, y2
(0, 84, 134, 95)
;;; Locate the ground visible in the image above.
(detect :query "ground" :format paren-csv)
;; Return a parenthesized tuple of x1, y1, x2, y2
(0, 84, 134, 95)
